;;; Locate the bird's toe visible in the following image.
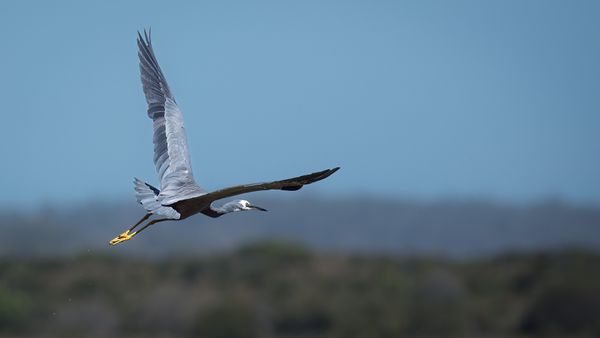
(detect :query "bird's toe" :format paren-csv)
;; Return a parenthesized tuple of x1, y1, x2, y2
(109, 230, 134, 246)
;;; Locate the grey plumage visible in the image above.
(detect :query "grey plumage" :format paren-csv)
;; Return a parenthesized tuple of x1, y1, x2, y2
(137, 30, 205, 209)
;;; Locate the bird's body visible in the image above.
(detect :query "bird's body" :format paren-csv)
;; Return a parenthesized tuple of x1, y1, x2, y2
(109, 30, 339, 245)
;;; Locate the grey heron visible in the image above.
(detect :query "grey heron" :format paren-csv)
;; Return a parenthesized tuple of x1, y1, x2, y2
(109, 30, 339, 245)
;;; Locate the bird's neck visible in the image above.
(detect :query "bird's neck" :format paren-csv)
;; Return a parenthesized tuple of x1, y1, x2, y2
(209, 205, 228, 214)
(198, 204, 226, 218)
(208, 202, 239, 216)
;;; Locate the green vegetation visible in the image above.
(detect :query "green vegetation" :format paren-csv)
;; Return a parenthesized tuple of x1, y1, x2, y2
(0, 242, 598, 337)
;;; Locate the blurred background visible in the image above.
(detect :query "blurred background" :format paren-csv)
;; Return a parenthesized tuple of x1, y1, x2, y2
(1, 1, 599, 337)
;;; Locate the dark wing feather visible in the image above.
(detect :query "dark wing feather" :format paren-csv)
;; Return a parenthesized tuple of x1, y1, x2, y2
(199, 167, 340, 203)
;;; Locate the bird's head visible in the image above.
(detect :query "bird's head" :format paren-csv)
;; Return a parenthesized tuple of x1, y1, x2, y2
(222, 199, 268, 213)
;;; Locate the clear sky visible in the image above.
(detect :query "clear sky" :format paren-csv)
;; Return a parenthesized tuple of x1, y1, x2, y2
(1, 0, 598, 208)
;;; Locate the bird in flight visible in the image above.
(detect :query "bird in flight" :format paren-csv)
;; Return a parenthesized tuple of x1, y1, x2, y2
(109, 30, 339, 245)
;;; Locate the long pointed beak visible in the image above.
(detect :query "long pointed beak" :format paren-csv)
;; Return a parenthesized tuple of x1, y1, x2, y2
(252, 205, 268, 212)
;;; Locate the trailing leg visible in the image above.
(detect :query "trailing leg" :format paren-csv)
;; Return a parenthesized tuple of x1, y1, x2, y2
(109, 213, 151, 246)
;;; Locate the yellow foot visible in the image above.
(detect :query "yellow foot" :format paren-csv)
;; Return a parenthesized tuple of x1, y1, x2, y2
(109, 230, 136, 246)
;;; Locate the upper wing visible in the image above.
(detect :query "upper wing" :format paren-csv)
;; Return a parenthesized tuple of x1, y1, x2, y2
(193, 167, 340, 204)
(137, 30, 205, 204)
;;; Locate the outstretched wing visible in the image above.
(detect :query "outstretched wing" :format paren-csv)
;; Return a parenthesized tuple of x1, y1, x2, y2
(194, 167, 340, 204)
(137, 30, 205, 205)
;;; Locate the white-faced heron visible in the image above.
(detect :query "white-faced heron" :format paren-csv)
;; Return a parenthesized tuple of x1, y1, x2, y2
(109, 30, 339, 245)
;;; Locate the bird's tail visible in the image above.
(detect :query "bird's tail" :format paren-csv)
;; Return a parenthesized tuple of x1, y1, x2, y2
(133, 178, 180, 219)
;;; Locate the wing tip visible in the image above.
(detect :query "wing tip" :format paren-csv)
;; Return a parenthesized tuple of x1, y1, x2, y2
(283, 166, 340, 191)
(137, 27, 152, 46)
(144, 27, 151, 44)
(318, 166, 340, 180)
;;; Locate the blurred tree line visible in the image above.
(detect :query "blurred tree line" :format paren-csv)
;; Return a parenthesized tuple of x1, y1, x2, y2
(0, 242, 598, 338)
(2, 198, 599, 258)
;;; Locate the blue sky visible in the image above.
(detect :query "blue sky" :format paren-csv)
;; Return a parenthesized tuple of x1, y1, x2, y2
(1, 0, 599, 208)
